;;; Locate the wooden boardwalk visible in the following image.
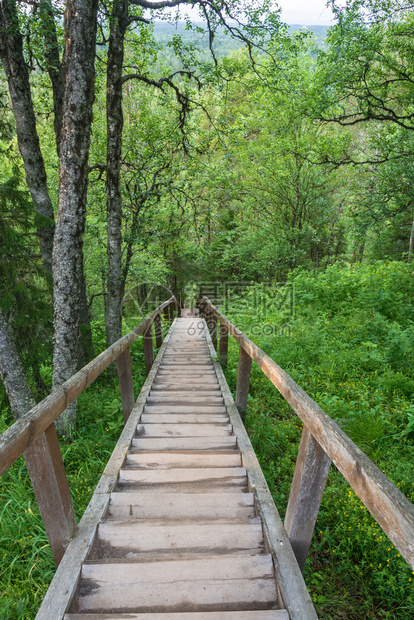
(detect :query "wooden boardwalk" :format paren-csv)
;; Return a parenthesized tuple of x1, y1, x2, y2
(3, 298, 412, 619)
(37, 317, 313, 619)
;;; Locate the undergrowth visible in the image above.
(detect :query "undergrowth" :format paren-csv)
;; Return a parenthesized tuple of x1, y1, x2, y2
(222, 261, 414, 619)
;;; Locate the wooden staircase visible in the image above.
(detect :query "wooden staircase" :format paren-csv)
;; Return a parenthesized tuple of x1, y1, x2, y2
(4, 298, 412, 619)
(36, 316, 315, 619)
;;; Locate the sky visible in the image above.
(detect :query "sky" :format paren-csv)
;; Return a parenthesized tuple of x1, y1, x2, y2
(155, 1, 336, 27)
(278, 1, 334, 25)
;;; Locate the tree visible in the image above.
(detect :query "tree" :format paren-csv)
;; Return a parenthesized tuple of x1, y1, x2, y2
(317, 1, 414, 131)
(52, 0, 99, 436)
(0, 0, 55, 277)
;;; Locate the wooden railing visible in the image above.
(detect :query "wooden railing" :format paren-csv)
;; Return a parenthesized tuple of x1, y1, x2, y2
(199, 296, 414, 572)
(0, 296, 178, 566)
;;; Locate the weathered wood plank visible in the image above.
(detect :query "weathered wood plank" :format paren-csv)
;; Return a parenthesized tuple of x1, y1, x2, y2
(285, 425, 331, 571)
(140, 414, 229, 424)
(107, 489, 254, 517)
(204, 296, 414, 570)
(65, 611, 289, 619)
(131, 436, 237, 451)
(124, 451, 240, 468)
(143, 405, 228, 415)
(119, 467, 246, 484)
(76, 555, 277, 613)
(93, 520, 264, 559)
(154, 312, 163, 348)
(106, 492, 254, 520)
(24, 426, 77, 566)
(117, 467, 247, 492)
(146, 395, 224, 405)
(136, 423, 232, 437)
(219, 322, 229, 366)
(235, 346, 252, 423)
(116, 348, 134, 423)
(143, 323, 154, 376)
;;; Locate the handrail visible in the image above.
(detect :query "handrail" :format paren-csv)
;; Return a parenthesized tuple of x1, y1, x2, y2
(201, 296, 414, 571)
(0, 295, 177, 565)
(0, 296, 176, 476)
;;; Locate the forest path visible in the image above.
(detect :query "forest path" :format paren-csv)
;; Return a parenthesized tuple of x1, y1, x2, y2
(37, 317, 312, 619)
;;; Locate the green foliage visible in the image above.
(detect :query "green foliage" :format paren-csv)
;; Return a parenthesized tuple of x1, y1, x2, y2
(222, 263, 414, 618)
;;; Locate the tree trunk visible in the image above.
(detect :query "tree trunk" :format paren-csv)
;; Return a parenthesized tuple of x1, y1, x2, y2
(39, 0, 95, 363)
(408, 213, 414, 263)
(105, 0, 129, 346)
(53, 0, 98, 437)
(39, 0, 63, 156)
(0, 0, 54, 276)
(0, 308, 36, 418)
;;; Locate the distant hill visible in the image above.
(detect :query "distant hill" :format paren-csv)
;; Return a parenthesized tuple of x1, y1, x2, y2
(288, 24, 330, 48)
(152, 21, 330, 58)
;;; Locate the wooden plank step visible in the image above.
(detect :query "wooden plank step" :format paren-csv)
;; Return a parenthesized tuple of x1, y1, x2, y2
(125, 452, 240, 469)
(74, 555, 278, 613)
(66, 610, 289, 619)
(143, 405, 227, 414)
(117, 467, 247, 492)
(131, 437, 237, 451)
(146, 396, 224, 405)
(152, 380, 220, 387)
(136, 424, 232, 437)
(118, 467, 246, 485)
(150, 392, 223, 398)
(153, 376, 219, 383)
(92, 521, 264, 559)
(155, 377, 217, 383)
(160, 361, 212, 365)
(140, 414, 229, 425)
(105, 492, 255, 520)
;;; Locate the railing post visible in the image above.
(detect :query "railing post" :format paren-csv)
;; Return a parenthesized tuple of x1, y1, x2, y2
(154, 312, 163, 348)
(163, 306, 169, 322)
(235, 344, 252, 423)
(143, 321, 154, 376)
(209, 312, 218, 348)
(284, 425, 331, 571)
(168, 302, 175, 321)
(116, 348, 135, 423)
(24, 425, 77, 566)
(219, 322, 228, 367)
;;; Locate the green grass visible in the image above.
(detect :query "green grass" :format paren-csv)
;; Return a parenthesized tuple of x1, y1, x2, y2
(0, 314, 173, 619)
(221, 262, 414, 619)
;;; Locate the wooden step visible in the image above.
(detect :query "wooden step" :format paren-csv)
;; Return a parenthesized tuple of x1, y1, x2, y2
(140, 414, 229, 425)
(105, 492, 255, 521)
(125, 451, 240, 468)
(117, 467, 247, 493)
(136, 424, 232, 437)
(66, 610, 289, 619)
(143, 405, 227, 414)
(92, 520, 264, 559)
(150, 389, 222, 396)
(74, 555, 278, 614)
(146, 396, 224, 406)
(154, 378, 218, 384)
(131, 437, 237, 451)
